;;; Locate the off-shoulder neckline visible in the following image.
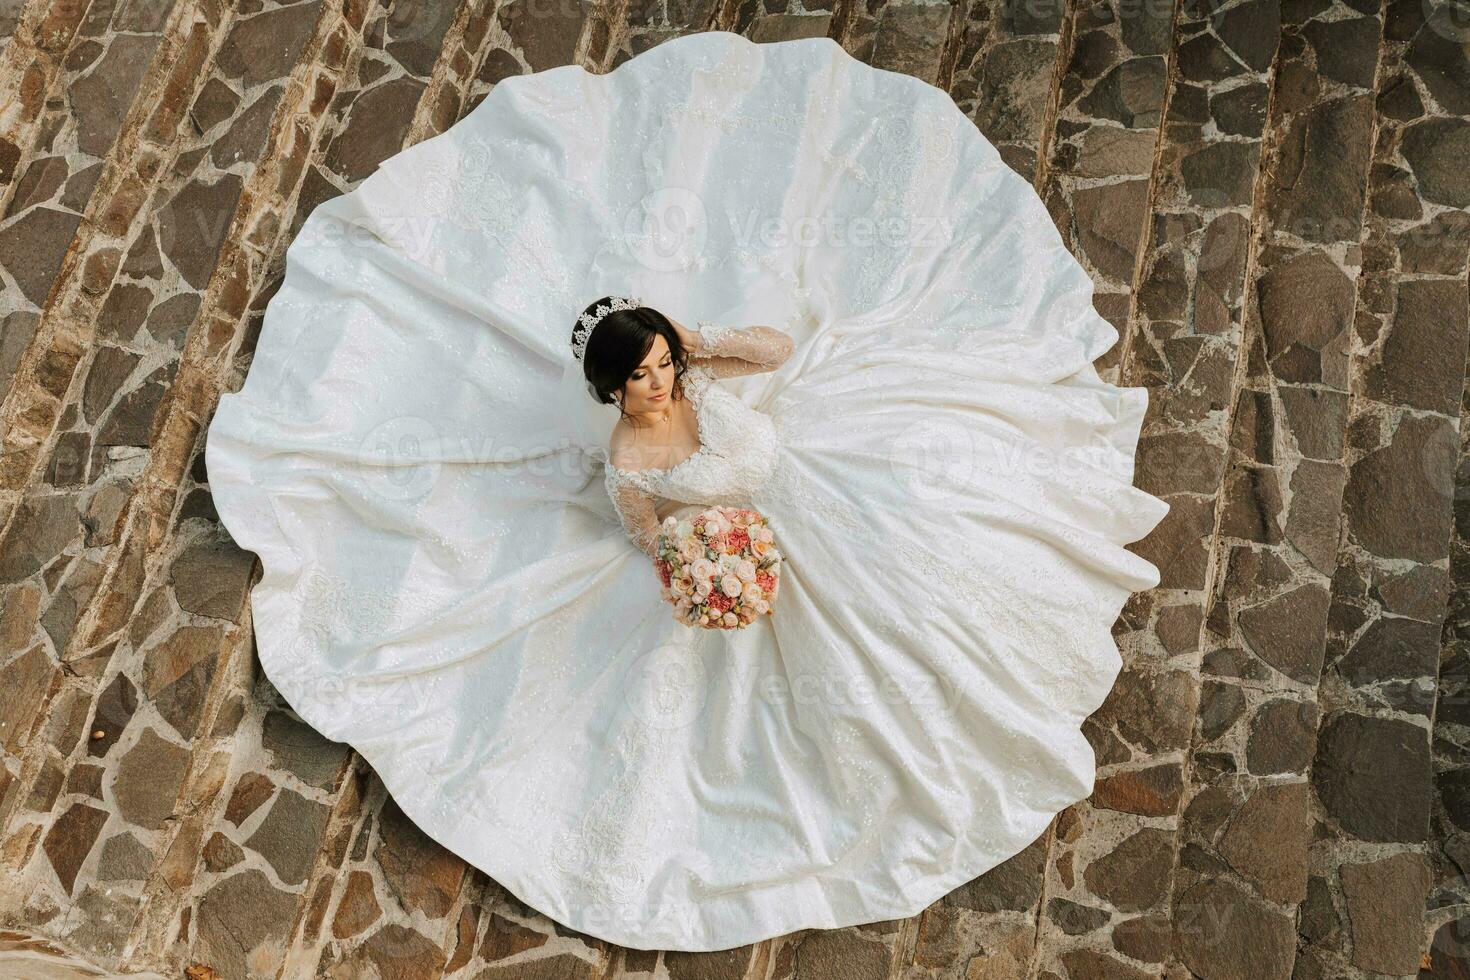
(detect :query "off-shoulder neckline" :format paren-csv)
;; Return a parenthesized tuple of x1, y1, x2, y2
(606, 365, 714, 479)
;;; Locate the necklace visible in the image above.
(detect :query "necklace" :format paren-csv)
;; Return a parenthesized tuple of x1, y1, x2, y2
(625, 395, 682, 471)
(627, 382, 680, 430)
(629, 403, 674, 429)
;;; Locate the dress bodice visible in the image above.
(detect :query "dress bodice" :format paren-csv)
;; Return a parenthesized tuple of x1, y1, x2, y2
(604, 363, 781, 510)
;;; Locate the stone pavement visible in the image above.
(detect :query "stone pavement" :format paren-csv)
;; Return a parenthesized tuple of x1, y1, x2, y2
(0, 929, 170, 978)
(0, 0, 1466, 977)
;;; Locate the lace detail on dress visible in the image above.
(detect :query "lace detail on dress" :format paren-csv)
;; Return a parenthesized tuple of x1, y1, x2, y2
(693, 321, 795, 378)
(549, 631, 708, 907)
(604, 364, 783, 554)
(550, 720, 671, 906)
(605, 468, 663, 558)
(295, 566, 397, 646)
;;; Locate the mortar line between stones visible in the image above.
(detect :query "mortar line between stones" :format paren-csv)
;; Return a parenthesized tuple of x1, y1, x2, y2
(277, 766, 379, 977)
(124, 606, 261, 968)
(443, 868, 494, 977)
(0, 0, 94, 217)
(405, 0, 499, 145)
(0, 0, 209, 530)
(930, 0, 971, 96)
(1157, 11, 1294, 977)
(1022, 817, 1057, 980)
(588, 0, 647, 74)
(1112, 0, 1185, 394)
(1027, 0, 1076, 199)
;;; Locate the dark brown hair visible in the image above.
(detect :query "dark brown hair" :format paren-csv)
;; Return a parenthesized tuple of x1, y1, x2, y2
(574, 297, 691, 421)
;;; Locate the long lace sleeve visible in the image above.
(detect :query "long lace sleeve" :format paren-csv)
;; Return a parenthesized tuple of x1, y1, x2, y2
(692, 322, 795, 379)
(604, 466, 663, 559)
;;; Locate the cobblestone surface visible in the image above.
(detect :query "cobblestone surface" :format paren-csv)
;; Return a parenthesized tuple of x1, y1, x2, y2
(0, 1, 1465, 977)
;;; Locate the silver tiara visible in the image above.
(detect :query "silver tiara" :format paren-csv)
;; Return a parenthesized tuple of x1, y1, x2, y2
(572, 295, 641, 363)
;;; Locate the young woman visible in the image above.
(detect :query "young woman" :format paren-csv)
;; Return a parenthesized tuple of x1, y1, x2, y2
(206, 32, 1169, 953)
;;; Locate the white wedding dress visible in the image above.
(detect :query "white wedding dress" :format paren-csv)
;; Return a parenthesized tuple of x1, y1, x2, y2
(205, 31, 1169, 951)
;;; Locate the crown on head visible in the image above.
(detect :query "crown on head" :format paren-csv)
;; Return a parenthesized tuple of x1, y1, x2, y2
(573, 295, 642, 363)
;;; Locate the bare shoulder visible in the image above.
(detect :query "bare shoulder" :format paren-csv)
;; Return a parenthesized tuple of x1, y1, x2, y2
(608, 421, 646, 473)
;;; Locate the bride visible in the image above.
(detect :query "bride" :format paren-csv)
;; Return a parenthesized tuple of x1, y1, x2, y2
(205, 31, 1171, 952)
(581, 298, 795, 561)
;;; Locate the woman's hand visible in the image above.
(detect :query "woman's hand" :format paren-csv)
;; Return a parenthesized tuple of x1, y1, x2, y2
(668, 317, 703, 355)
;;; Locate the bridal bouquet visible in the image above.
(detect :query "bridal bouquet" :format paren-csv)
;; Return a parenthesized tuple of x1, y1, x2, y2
(653, 506, 782, 630)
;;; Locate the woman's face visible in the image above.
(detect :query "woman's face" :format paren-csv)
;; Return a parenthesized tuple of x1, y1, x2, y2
(620, 332, 675, 413)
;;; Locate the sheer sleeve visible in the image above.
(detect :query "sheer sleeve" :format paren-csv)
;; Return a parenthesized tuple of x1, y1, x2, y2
(692, 321, 795, 379)
(604, 466, 663, 559)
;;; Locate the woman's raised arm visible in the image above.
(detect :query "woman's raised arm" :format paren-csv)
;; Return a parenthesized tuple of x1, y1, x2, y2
(689, 322, 795, 379)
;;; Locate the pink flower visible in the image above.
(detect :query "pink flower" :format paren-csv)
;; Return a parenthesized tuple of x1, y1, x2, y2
(656, 505, 781, 631)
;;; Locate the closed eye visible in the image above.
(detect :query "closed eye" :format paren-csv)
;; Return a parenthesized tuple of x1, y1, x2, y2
(632, 356, 673, 380)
